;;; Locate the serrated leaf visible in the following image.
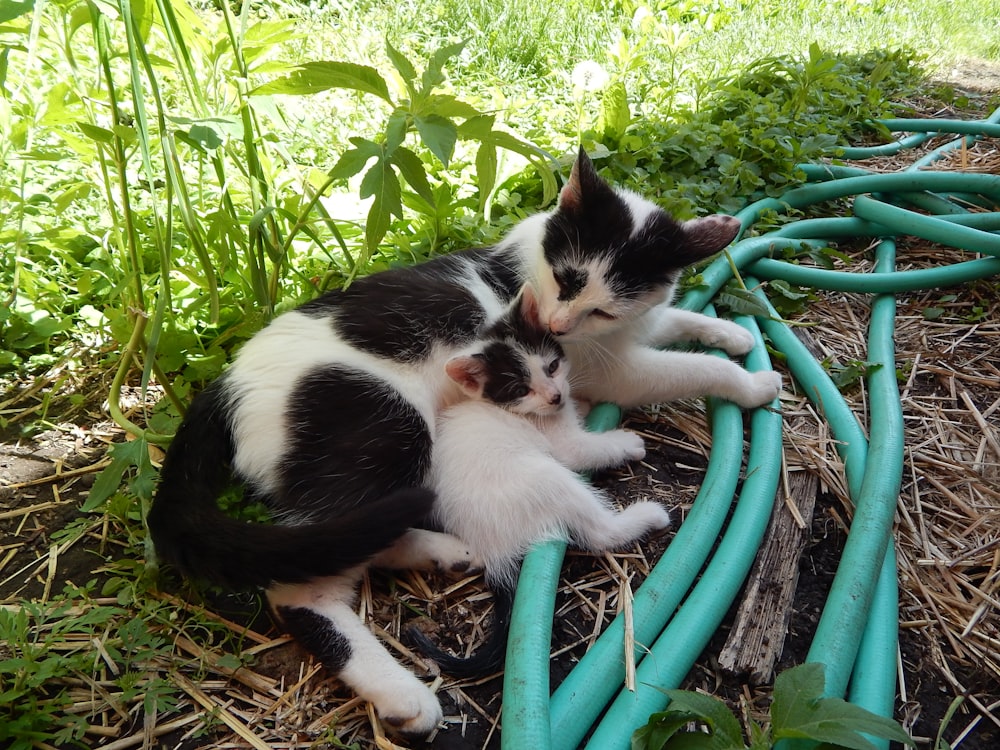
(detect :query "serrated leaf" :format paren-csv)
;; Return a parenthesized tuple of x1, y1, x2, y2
(422, 40, 466, 93)
(414, 114, 457, 166)
(84, 440, 149, 511)
(716, 287, 771, 318)
(385, 37, 417, 84)
(360, 158, 402, 253)
(772, 664, 914, 748)
(632, 710, 695, 750)
(599, 80, 632, 144)
(328, 139, 381, 181)
(0, 0, 33, 24)
(663, 691, 745, 747)
(392, 146, 434, 206)
(418, 93, 482, 120)
(458, 113, 496, 140)
(475, 142, 498, 214)
(251, 61, 392, 102)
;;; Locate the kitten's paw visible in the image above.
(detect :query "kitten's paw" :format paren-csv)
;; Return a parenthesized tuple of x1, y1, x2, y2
(431, 535, 484, 576)
(700, 320, 755, 356)
(622, 501, 672, 537)
(375, 681, 443, 740)
(735, 370, 782, 408)
(604, 429, 646, 464)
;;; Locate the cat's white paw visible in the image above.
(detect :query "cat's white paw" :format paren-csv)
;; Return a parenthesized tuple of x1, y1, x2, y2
(432, 535, 484, 577)
(603, 429, 646, 464)
(700, 320, 755, 356)
(621, 501, 672, 536)
(734, 370, 782, 408)
(374, 680, 443, 739)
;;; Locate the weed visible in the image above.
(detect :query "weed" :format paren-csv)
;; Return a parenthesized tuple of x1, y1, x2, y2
(632, 662, 915, 750)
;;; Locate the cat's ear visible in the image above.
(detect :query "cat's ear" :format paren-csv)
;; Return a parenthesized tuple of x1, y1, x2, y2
(680, 215, 742, 260)
(558, 147, 602, 214)
(518, 284, 543, 330)
(445, 355, 488, 396)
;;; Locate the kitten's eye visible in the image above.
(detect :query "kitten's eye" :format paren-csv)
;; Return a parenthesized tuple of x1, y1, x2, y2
(511, 384, 531, 399)
(590, 309, 616, 320)
(546, 358, 560, 376)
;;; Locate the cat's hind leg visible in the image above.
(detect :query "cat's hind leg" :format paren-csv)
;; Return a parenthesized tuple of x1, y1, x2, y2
(269, 575, 442, 739)
(371, 529, 482, 576)
(570, 495, 672, 552)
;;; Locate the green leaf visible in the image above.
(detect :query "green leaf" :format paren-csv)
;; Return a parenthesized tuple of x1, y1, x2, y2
(419, 93, 482, 120)
(421, 40, 466, 93)
(360, 157, 402, 253)
(475, 141, 498, 214)
(414, 114, 457, 166)
(251, 61, 392, 102)
(599, 81, 632, 144)
(662, 691, 746, 747)
(632, 710, 693, 750)
(716, 287, 771, 318)
(85, 440, 149, 511)
(385, 37, 417, 84)
(328, 139, 381, 181)
(391, 146, 434, 206)
(0, 0, 34, 24)
(772, 664, 914, 748)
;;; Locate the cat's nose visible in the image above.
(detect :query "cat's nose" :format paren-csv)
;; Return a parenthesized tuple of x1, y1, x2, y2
(549, 392, 562, 405)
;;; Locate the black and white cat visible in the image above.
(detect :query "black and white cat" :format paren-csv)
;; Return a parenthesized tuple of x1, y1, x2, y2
(412, 285, 670, 676)
(148, 148, 778, 738)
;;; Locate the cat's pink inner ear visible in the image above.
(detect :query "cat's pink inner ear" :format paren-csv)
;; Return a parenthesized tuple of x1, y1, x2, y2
(445, 356, 487, 395)
(519, 284, 543, 329)
(558, 147, 591, 212)
(682, 214, 742, 258)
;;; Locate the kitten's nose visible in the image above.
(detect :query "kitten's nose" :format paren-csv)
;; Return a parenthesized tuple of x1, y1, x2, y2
(549, 392, 562, 406)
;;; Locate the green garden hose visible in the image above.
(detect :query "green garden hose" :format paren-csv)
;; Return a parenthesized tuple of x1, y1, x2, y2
(500, 110, 1000, 750)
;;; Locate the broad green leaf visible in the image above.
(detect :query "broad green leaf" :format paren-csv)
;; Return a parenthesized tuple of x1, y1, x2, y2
(392, 146, 434, 206)
(85, 440, 149, 511)
(385, 109, 409, 154)
(662, 691, 745, 747)
(632, 710, 692, 750)
(419, 93, 482, 120)
(421, 40, 466, 92)
(328, 139, 381, 181)
(475, 141, 498, 214)
(77, 121, 115, 144)
(772, 664, 914, 748)
(716, 288, 771, 318)
(385, 38, 417, 84)
(414, 114, 457, 166)
(360, 158, 402, 254)
(251, 61, 392, 102)
(0, 0, 33, 24)
(458, 113, 496, 140)
(599, 80, 632, 144)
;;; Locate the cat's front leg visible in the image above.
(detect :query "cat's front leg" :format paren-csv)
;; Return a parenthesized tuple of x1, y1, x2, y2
(372, 529, 482, 576)
(638, 307, 756, 356)
(536, 401, 645, 472)
(269, 577, 443, 739)
(577, 348, 781, 410)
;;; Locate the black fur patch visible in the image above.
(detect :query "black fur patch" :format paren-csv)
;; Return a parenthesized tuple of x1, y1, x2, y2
(276, 606, 352, 673)
(300, 253, 487, 362)
(553, 266, 588, 301)
(277, 366, 432, 519)
(477, 342, 532, 404)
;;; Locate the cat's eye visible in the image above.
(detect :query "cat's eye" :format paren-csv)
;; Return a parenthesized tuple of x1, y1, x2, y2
(590, 309, 616, 320)
(546, 358, 560, 375)
(511, 384, 531, 399)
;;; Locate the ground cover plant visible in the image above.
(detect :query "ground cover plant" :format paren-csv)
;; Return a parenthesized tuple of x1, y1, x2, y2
(2, 0, 1000, 748)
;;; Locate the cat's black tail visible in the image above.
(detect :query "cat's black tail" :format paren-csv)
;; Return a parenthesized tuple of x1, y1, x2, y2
(408, 581, 515, 679)
(147, 381, 433, 590)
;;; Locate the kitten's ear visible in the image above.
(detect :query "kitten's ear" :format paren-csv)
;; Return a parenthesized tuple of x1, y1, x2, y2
(518, 284, 543, 330)
(681, 215, 742, 260)
(445, 355, 488, 396)
(558, 147, 601, 214)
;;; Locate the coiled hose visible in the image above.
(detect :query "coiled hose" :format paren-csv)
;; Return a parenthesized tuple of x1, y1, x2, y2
(501, 107, 1000, 750)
